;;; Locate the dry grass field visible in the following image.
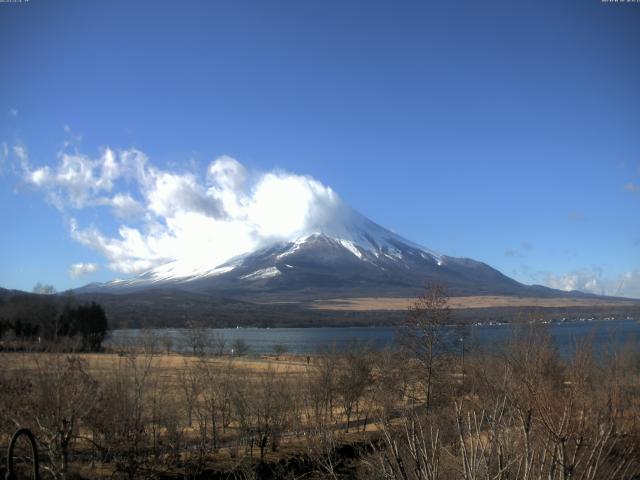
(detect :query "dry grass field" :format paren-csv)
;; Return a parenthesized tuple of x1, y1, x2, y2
(308, 295, 640, 311)
(0, 351, 311, 376)
(0, 349, 393, 479)
(2, 331, 640, 480)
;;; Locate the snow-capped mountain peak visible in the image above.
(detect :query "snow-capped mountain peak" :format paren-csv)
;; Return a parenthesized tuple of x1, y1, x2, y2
(103, 205, 442, 287)
(78, 203, 543, 299)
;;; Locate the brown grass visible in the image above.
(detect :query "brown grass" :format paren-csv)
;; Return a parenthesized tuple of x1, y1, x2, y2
(0, 351, 311, 377)
(0, 350, 384, 478)
(308, 295, 639, 311)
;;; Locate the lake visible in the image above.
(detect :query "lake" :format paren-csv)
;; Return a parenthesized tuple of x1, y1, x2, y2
(107, 318, 640, 357)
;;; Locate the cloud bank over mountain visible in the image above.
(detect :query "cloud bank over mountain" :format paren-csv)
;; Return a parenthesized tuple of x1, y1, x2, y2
(17, 144, 346, 275)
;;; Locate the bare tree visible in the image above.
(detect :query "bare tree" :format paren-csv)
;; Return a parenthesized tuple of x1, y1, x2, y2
(305, 424, 342, 480)
(182, 321, 209, 355)
(307, 346, 339, 429)
(454, 325, 640, 480)
(231, 368, 291, 462)
(90, 352, 155, 480)
(23, 355, 96, 479)
(402, 283, 450, 410)
(253, 368, 291, 461)
(371, 348, 411, 422)
(369, 411, 441, 480)
(141, 329, 160, 355)
(337, 344, 373, 432)
(196, 358, 234, 449)
(211, 331, 227, 355)
(232, 338, 250, 356)
(178, 359, 201, 427)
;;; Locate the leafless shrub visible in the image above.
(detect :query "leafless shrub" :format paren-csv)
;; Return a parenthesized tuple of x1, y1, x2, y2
(178, 359, 201, 427)
(195, 357, 234, 450)
(369, 412, 441, 480)
(231, 368, 291, 462)
(4, 355, 97, 479)
(336, 343, 374, 432)
(89, 352, 155, 480)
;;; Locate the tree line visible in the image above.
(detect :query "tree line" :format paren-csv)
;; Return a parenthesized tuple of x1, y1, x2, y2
(0, 285, 109, 351)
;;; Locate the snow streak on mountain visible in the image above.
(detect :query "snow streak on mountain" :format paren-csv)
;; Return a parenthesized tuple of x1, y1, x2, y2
(80, 203, 568, 299)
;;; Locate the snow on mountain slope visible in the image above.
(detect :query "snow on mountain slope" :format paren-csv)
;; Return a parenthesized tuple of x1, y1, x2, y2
(78, 203, 566, 299)
(88, 205, 441, 287)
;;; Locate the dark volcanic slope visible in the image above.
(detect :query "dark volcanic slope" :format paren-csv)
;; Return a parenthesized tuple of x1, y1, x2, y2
(74, 198, 613, 305)
(78, 233, 598, 301)
(185, 235, 563, 299)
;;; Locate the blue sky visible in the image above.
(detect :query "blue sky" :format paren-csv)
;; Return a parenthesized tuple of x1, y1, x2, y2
(1, 0, 639, 297)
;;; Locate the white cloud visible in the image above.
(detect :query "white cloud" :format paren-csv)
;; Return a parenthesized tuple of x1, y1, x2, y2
(70, 220, 168, 274)
(13, 145, 28, 163)
(614, 270, 640, 298)
(105, 193, 145, 219)
(207, 155, 246, 191)
(546, 269, 603, 294)
(21, 148, 111, 208)
(248, 171, 340, 239)
(545, 268, 640, 299)
(18, 146, 345, 275)
(20, 146, 150, 217)
(145, 170, 224, 218)
(206, 155, 248, 217)
(69, 262, 99, 278)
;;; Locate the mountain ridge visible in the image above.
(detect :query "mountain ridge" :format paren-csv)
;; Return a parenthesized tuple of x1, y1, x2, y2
(75, 205, 606, 301)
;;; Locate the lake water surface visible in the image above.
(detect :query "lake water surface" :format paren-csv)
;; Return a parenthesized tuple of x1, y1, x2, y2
(107, 318, 640, 357)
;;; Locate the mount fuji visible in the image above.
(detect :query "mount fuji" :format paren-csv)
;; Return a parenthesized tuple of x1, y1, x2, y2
(78, 205, 573, 300)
